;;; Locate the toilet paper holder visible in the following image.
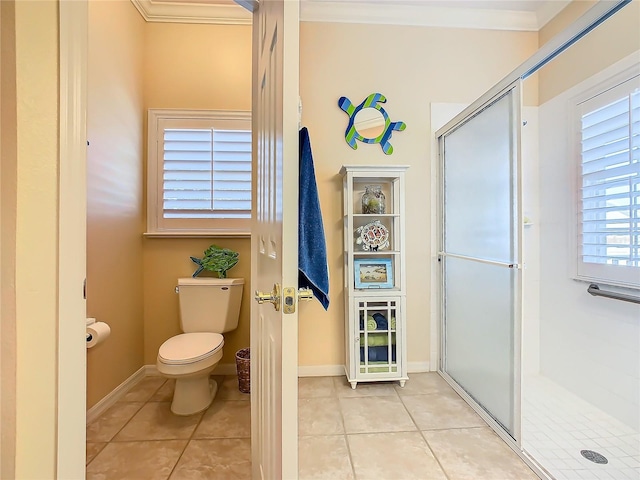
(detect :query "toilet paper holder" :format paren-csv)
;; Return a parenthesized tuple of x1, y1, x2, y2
(86, 317, 110, 348)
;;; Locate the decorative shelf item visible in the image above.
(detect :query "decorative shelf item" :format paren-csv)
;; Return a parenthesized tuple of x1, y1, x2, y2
(338, 93, 406, 155)
(354, 258, 393, 289)
(355, 220, 390, 251)
(362, 184, 386, 214)
(340, 165, 409, 389)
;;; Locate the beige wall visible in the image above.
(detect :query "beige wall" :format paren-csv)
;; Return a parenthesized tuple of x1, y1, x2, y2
(538, 0, 639, 104)
(142, 23, 253, 366)
(298, 22, 538, 367)
(143, 23, 252, 111)
(539, 0, 596, 46)
(0, 1, 17, 477)
(86, 0, 146, 408)
(86, 9, 253, 404)
(13, 1, 59, 477)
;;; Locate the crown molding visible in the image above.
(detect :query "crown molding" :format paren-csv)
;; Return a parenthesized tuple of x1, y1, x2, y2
(130, 0, 570, 31)
(299, 0, 541, 31)
(130, 0, 251, 25)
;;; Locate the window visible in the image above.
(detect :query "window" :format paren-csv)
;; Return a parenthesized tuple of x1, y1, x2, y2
(147, 110, 251, 235)
(576, 73, 640, 287)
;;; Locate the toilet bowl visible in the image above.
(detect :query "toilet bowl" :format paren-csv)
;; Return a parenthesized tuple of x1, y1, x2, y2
(156, 277, 244, 416)
(157, 332, 224, 415)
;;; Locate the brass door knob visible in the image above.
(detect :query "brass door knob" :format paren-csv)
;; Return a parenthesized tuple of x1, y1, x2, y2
(254, 283, 281, 311)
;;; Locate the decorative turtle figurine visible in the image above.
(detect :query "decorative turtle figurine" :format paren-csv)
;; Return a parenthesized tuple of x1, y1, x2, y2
(190, 244, 239, 278)
(355, 220, 390, 251)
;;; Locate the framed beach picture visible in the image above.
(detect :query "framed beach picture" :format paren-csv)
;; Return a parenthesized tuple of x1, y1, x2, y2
(354, 258, 393, 289)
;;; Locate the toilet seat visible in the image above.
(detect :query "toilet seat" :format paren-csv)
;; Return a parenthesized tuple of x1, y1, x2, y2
(158, 333, 224, 365)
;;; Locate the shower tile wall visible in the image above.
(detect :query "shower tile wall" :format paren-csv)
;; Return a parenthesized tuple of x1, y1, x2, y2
(537, 84, 640, 430)
(523, 375, 639, 480)
(521, 106, 541, 377)
(521, 60, 640, 480)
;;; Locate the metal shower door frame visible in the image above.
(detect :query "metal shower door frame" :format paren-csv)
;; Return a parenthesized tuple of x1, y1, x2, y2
(437, 79, 523, 446)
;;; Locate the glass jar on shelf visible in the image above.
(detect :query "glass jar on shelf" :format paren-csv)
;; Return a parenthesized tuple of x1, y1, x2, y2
(361, 185, 386, 214)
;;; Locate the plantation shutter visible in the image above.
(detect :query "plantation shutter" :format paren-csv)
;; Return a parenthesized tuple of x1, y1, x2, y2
(163, 128, 252, 219)
(147, 110, 252, 235)
(577, 76, 640, 285)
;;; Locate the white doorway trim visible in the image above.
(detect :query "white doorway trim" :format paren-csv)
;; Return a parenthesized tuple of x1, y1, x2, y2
(57, 0, 87, 477)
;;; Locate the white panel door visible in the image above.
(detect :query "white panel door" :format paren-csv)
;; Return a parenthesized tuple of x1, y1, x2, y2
(245, 0, 300, 478)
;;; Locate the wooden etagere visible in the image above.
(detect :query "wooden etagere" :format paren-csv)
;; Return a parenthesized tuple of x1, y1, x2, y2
(340, 165, 409, 388)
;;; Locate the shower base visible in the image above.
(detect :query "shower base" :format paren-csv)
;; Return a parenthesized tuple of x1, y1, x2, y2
(522, 374, 639, 480)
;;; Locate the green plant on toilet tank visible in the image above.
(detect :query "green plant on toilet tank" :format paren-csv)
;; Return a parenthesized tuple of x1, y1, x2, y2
(190, 244, 239, 278)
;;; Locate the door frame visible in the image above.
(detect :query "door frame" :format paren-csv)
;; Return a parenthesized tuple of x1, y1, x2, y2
(58, 0, 87, 477)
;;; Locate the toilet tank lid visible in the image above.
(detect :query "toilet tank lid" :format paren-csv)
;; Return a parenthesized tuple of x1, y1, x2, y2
(178, 277, 244, 286)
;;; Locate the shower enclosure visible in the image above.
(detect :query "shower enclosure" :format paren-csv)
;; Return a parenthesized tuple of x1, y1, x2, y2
(435, 2, 639, 479)
(439, 83, 522, 441)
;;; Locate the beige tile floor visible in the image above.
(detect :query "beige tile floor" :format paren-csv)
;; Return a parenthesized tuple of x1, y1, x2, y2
(86, 372, 540, 480)
(86, 375, 251, 480)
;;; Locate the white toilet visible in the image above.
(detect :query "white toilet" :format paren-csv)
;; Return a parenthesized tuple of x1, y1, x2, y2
(157, 277, 244, 415)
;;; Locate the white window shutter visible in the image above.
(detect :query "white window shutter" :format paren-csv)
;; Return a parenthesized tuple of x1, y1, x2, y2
(147, 110, 252, 235)
(577, 78, 640, 286)
(162, 129, 251, 219)
(212, 129, 252, 217)
(163, 128, 214, 216)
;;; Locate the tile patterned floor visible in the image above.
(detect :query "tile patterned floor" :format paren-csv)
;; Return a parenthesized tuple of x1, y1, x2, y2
(298, 374, 538, 480)
(523, 374, 640, 480)
(86, 375, 251, 480)
(86, 372, 539, 479)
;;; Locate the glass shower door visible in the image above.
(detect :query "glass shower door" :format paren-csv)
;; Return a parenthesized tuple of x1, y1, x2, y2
(439, 83, 522, 438)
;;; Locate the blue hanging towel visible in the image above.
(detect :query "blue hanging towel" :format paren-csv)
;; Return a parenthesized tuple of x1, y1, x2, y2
(298, 127, 330, 310)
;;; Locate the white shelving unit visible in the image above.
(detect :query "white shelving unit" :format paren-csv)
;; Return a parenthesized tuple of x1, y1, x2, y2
(340, 165, 409, 389)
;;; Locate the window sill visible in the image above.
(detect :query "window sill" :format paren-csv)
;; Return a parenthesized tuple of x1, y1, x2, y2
(143, 231, 250, 239)
(573, 276, 640, 293)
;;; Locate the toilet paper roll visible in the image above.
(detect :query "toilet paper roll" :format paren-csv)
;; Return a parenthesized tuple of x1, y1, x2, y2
(86, 321, 110, 348)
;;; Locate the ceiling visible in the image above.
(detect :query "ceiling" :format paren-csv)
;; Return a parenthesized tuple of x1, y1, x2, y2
(131, 0, 572, 30)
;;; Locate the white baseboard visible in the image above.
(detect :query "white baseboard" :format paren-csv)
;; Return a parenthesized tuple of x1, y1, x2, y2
(143, 364, 162, 376)
(408, 361, 432, 373)
(297, 362, 432, 377)
(86, 366, 147, 425)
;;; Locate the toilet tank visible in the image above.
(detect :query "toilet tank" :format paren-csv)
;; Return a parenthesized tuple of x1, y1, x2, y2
(177, 277, 244, 333)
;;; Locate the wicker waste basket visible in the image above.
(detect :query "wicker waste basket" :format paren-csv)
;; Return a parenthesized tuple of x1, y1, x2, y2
(235, 348, 250, 394)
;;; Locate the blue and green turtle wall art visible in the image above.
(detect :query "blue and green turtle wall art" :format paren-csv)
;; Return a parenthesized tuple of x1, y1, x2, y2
(338, 93, 406, 155)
